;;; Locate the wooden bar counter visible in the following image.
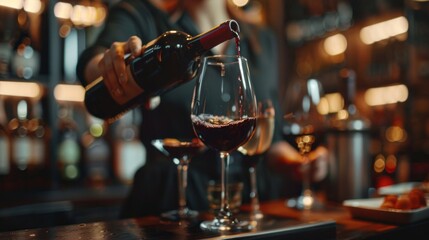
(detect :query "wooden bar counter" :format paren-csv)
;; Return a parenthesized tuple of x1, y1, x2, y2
(0, 200, 428, 239)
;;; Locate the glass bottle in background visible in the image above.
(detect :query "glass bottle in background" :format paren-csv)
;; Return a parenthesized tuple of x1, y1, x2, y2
(28, 101, 50, 189)
(0, 41, 12, 79)
(57, 105, 82, 185)
(8, 99, 32, 190)
(0, 97, 10, 191)
(82, 116, 111, 188)
(113, 109, 146, 185)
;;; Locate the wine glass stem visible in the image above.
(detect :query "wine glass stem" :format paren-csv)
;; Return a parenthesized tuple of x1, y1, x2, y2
(249, 165, 260, 213)
(177, 158, 189, 214)
(302, 153, 311, 194)
(219, 152, 231, 215)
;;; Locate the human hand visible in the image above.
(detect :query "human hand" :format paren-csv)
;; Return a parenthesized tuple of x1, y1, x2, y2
(267, 141, 328, 182)
(98, 36, 145, 104)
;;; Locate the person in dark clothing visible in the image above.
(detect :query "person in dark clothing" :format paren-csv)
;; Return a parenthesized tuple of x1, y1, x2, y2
(77, 0, 327, 218)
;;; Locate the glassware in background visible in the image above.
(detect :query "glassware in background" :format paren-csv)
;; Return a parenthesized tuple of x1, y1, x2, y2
(191, 55, 257, 232)
(207, 181, 243, 215)
(283, 78, 325, 210)
(152, 138, 205, 221)
(238, 99, 275, 220)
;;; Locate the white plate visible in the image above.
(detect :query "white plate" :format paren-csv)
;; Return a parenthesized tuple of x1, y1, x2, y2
(343, 198, 429, 224)
(377, 182, 422, 196)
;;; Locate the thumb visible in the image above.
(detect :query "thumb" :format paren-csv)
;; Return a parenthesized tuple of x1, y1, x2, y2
(125, 36, 144, 57)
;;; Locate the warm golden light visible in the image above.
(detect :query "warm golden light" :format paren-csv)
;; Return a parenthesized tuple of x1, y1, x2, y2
(232, 0, 249, 7)
(0, 0, 23, 9)
(324, 34, 347, 56)
(0, 0, 43, 14)
(364, 84, 408, 106)
(386, 126, 407, 142)
(337, 109, 349, 120)
(54, 2, 73, 19)
(360, 16, 408, 45)
(54, 1, 106, 27)
(320, 93, 343, 114)
(317, 97, 330, 115)
(0, 81, 42, 99)
(23, 0, 42, 14)
(374, 154, 385, 173)
(70, 4, 86, 26)
(54, 84, 85, 102)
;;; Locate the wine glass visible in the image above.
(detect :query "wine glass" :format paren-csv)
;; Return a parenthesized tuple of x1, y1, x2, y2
(191, 55, 257, 232)
(238, 99, 275, 220)
(152, 138, 205, 220)
(282, 78, 325, 210)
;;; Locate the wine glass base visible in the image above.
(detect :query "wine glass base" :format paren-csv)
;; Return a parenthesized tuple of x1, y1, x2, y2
(250, 210, 264, 220)
(200, 218, 253, 232)
(161, 209, 198, 221)
(285, 195, 324, 210)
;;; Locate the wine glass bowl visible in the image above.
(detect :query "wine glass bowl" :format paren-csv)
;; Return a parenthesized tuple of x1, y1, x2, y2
(153, 138, 204, 162)
(151, 138, 205, 220)
(191, 55, 257, 232)
(283, 78, 325, 210)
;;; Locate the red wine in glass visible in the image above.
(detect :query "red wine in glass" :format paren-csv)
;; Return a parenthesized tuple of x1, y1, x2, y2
(191, 114, 256, 153)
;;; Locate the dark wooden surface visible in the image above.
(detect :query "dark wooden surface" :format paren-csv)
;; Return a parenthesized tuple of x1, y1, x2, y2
(256, 200, 429, 240)
(1, 200, 429, 239)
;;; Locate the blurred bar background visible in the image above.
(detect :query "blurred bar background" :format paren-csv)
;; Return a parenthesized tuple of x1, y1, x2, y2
(0, 0, 428, 232)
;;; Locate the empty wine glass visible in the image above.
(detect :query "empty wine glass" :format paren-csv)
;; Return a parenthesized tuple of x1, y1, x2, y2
(152, 138, 205, 220)
(282, 78, 325, 210)
(191, 55, 257, 232)
(238, 99, 275, 220)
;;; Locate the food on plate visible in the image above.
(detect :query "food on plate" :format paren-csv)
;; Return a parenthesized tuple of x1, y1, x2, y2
(380, 195, 397, 209)
(380, 188, 427, 210)
(395, 195, 412, 210)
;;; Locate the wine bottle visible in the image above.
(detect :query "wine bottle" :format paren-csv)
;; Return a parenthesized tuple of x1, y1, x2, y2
(84, 20, 240, 122)
(83, 116, 111, 188)
(28, 101, 50, 189)
(8, 99, 32, 190)
(57, 106, 82, 184)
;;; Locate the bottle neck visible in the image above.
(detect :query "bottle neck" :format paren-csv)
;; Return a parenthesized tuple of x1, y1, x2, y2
(188, 20, 240, 55)
(340, 68, 357, 115)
